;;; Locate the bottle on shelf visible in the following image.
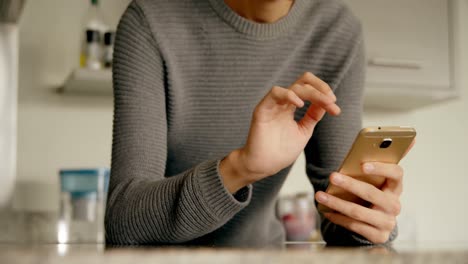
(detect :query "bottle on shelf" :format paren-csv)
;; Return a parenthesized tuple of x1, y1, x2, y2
(103, 31, 115, 68)
(85, 29, 102, 70)
(80, 0, 109, 70)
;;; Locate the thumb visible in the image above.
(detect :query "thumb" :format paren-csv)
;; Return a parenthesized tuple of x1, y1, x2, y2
(298, 103, 326, 134)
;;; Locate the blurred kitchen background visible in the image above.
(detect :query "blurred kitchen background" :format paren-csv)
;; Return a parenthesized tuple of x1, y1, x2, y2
(1, 0, 467, 245)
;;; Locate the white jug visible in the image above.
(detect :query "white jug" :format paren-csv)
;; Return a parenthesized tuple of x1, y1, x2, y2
(0, 0, 25, 208)
(0, 24, 18, 208)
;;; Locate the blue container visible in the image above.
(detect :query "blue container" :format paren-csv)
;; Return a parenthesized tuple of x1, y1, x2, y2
(58, 168, 110, 243)
(59, 168, 110, 198)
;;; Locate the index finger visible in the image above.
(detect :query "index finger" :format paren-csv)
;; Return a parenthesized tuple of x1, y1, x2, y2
(290, 84, 341, 116)
(295, 72, 336, 101)
(362, 162, 404, 183)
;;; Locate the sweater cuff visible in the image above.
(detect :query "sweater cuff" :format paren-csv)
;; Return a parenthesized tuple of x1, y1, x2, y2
(233, 186, 251, 202)
(195, 159, 252, 221)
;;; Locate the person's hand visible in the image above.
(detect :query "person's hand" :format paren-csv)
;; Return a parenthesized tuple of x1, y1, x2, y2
(315, 139, 414, 244)
(220, 72, 340, 193)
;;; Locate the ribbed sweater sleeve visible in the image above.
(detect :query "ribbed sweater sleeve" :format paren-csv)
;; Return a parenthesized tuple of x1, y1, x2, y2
(105, 2, 252, 245)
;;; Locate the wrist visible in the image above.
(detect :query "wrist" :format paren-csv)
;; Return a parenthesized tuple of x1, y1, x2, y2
(219, 149, 256, 194)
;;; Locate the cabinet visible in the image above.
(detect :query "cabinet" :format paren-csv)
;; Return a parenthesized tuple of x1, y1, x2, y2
(345, 0, 462, 110)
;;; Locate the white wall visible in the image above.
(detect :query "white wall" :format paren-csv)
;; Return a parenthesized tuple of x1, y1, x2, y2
(14, 0, 130, 210)
(281, 1, 468, 243)
(14, 0, 468, 243)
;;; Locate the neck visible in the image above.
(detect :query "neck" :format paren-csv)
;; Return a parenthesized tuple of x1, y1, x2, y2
(224, 0, 295, 23)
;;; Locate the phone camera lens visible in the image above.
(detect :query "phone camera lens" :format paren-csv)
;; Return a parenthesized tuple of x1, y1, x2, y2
(379, 138, 392, 149)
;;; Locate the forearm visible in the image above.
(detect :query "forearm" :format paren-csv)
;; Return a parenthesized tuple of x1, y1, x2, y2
(105, 159, 251, 245)
(107, 2, 255, 245)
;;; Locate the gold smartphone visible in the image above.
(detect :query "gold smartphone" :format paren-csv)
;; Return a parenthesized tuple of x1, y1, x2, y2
(318, 126, 416, 212)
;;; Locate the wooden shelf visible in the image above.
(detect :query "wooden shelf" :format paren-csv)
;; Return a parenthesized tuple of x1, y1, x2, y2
(59, 68, 112, 95)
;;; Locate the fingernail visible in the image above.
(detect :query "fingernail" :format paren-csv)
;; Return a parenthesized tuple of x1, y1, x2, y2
(297, 99, 305, 108)
(332, 173, 344, 185)
(328, 104, 341, 116)
(317, 192, 328, 203)
(364, 163, 375, 173)
(334, 105, 341, 115)
(327, 91, 337, 101)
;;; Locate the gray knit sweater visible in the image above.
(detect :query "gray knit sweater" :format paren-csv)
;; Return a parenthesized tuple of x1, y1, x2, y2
(106, 0, 395, 247)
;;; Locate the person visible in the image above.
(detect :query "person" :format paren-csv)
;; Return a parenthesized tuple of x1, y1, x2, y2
(105, 0, 407, 247)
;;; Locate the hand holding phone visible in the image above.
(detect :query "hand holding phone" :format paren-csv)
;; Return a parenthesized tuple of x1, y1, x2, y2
(315, 126, 416, 244)
(318, 126, 416, 212)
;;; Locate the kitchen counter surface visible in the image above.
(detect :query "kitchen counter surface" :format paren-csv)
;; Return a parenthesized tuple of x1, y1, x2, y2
(1, 211, 467, 263)
(1, 242, 467, 264)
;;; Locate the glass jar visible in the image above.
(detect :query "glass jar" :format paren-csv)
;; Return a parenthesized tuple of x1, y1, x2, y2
(277, 193, 321, 242)
(58, 168, 109, 243)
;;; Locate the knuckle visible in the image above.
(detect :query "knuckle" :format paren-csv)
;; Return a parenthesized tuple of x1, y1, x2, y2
(305, 85, 328, 101)
(304, 84, 320, 96)
(252, 107, 262, 120)
(286, 89, 296, 99)
(360, 183, 376, 201)
(351, 180, 374, 202)
(271, 86, 282, 94)
(391, 200, 402, 215)
(396, 166, 404, 179)
(363, 190, 374, 204)
(387, 218, 397, 231)
(290, 84, 301, 92)
(348, 207, 364, 221)
(303, 83, 314, 90)
(252, 103, 266, 118)
(382, 216, 396, 231)
(253, 104, 260, 114)
(347, 221, 361, 233)
(321, 82, 333, 93)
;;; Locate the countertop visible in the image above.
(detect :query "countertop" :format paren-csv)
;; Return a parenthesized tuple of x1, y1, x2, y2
(1, 211, 468, 263)
(1, 242, 467, 264)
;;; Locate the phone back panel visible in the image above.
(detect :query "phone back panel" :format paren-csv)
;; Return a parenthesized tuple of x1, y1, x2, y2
(319, 126, 416, 212)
